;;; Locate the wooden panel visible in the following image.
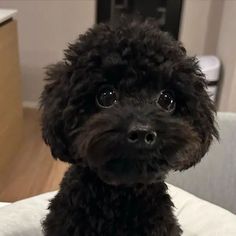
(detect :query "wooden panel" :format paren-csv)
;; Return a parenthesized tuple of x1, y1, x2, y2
(0, 20, 23, 171)
(0, 109, 69, 202)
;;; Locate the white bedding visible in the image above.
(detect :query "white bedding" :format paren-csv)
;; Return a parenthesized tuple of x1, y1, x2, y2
(0, 184, 235, 236)
(168, 184, 236, 235)
(0, 203, 10, 208)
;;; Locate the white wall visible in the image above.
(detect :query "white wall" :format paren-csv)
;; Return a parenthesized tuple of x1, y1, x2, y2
(180, 0, 236, 112)
(216, 1, 236, 111)
(180, 0, 224, 56)
(0, 0, 96, 105)
(179, 0, 212, 56)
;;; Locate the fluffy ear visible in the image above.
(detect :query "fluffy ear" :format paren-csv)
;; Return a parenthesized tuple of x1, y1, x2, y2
(171, 58, 219, 171)
(40, 62, 75, 163)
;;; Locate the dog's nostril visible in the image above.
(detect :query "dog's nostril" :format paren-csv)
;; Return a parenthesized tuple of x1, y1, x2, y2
(127, 131, 139, 143)
(127, 128, 157, 145)
(144, 131, 157, 145)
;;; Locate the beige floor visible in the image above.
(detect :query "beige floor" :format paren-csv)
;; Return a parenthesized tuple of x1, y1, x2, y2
(0, 108, 69, 202)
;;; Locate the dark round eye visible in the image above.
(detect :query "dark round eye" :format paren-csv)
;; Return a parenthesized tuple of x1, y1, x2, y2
(156, 90, 176, 112)
(96, 85, 118, 108)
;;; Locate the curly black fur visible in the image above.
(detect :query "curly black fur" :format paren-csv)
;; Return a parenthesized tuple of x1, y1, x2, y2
(41, 19, 218, 236)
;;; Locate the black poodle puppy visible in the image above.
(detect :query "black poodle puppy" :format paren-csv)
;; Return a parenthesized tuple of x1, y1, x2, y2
(41, 19, 218, 236)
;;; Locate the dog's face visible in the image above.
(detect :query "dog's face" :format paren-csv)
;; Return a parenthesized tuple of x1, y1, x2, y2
(41, 21, 218, 185)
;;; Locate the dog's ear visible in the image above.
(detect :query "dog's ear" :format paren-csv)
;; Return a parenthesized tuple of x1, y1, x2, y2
(40, 62, 74, 163)
(198, 87, 219, 159)
(183, 74, 219, 170)
(192, 70, 219, 157)
(171, 58, 219, 171)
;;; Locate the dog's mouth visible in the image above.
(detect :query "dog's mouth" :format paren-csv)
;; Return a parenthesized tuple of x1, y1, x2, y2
(95, 157, 168, 186)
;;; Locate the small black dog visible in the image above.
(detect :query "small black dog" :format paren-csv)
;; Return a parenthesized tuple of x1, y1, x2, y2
(41, 19, 218, 236)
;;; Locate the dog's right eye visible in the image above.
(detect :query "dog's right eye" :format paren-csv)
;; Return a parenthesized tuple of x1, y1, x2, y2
(96, 85, 118, 108)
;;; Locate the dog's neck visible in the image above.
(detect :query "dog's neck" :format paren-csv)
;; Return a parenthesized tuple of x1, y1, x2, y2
(69, 165, 167, 195)
(44, 165, 181, 235)
(56, 165, 178, 235)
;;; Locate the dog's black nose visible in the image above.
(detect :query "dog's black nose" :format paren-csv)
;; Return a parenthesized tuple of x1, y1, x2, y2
(127, 124, 157, 146)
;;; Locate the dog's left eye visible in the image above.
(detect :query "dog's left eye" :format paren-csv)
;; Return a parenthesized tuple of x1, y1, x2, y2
(96, 85, 118, 108)
(156, 90, 176, 112)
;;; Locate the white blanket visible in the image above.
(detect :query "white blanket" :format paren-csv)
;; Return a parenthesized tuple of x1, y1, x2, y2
(0, 184, 235, 236)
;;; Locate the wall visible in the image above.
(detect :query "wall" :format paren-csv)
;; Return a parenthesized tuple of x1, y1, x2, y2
(180, 0, 224, 55)
(180, 0, 236, 112)
(204, 0, 224, 55)
(0, 0, 96, 106)
(179, 0, 212, 56)
(216, 1, 236, 111)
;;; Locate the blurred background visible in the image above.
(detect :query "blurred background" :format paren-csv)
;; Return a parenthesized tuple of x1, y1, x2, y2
(0, 0, 235, 204)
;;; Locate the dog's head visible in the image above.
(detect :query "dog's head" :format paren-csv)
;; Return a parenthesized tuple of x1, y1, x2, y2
(41, 20, 218, 185)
